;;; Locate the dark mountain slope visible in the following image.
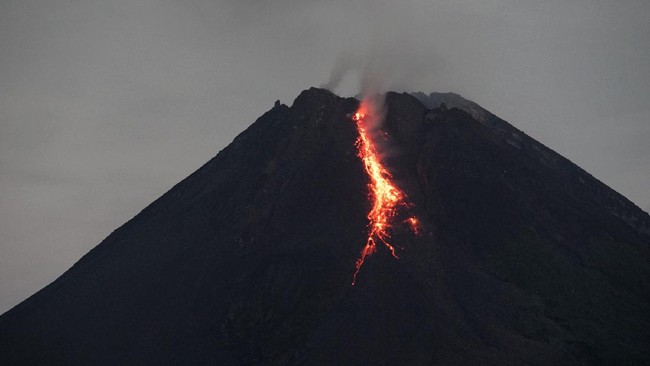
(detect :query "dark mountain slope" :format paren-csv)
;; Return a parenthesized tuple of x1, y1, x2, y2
(1, 88, 648, 365)
(411, 91, 650, 234)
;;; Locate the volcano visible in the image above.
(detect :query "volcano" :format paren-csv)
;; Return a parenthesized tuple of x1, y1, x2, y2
(1, 88, 649, 365)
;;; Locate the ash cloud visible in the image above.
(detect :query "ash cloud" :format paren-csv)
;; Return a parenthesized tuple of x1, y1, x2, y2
(321, 33, 438, 99)
(320, 52, 354, 92)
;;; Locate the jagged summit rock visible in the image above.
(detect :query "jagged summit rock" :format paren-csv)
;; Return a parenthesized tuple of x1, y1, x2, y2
(1, 87, 648, 365)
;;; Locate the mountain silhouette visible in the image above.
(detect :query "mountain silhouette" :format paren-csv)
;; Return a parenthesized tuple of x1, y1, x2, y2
(1, 88, 648, 365)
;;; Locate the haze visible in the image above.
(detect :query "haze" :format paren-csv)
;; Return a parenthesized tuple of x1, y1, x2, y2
(1, 0, 649, 314)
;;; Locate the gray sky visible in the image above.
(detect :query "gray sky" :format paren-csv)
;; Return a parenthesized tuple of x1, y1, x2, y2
(1, 0, 649, 314)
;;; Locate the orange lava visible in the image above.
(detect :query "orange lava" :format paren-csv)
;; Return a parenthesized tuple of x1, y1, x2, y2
(406, 217, 420, 236)
(351, 100, 419, 285)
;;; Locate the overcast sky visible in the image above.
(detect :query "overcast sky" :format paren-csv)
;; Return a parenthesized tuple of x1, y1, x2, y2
(1, 0, 648, 314)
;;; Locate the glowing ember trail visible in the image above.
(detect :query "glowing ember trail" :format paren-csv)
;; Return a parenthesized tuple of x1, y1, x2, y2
(351, 99, 420, 285)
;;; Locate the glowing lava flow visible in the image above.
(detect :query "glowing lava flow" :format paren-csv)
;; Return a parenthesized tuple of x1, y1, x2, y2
(351, 100, 419, 285)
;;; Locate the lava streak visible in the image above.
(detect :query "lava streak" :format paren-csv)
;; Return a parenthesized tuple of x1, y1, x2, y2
(351, 99, 419, 285)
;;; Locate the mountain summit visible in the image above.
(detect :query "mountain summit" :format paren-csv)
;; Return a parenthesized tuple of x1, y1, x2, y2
(1, 88, 649, 365)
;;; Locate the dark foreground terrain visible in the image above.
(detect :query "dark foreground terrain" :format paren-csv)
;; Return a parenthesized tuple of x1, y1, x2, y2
(1, 88, 649, 365)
